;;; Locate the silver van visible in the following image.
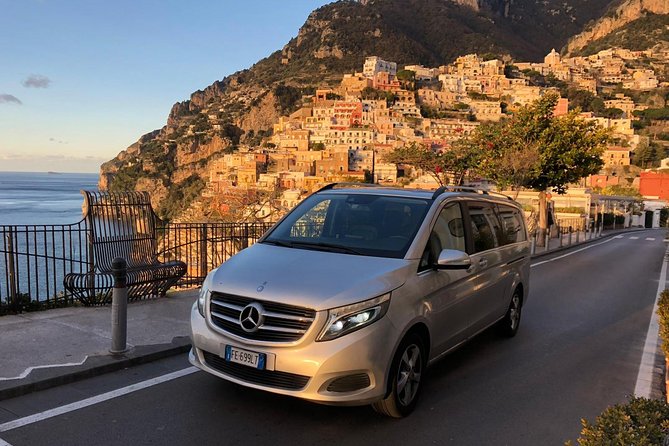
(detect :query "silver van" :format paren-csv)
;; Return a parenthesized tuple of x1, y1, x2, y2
(189, 184, 530, 417)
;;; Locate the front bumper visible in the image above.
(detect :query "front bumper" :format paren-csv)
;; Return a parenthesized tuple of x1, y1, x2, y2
(189, 302, 397, 405)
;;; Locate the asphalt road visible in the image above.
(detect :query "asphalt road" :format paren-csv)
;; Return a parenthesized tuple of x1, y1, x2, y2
(1, 229, 666, 446)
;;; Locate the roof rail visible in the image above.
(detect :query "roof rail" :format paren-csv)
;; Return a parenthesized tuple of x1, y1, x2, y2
(314, 182, 384, 193)
(431, 185, 513, 201)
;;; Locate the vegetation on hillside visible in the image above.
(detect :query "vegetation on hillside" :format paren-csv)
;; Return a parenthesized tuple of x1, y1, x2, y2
(158, 174, 206, 221)
(632, 140, 667, 168)
(575, 13, 669, 56)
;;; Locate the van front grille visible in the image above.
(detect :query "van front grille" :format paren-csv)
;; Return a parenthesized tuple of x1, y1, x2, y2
(209, 292, 316, 342)
(203, 351, 310, 390)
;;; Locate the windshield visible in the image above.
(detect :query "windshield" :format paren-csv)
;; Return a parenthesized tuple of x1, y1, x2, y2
(262, 193, 430, 258)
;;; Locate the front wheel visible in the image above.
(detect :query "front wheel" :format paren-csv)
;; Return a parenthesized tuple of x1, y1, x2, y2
(498, 288, 522, 337)
(372, 333, 426, 418)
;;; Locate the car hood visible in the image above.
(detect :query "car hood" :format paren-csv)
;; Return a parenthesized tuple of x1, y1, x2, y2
(209, 243, 413, 311)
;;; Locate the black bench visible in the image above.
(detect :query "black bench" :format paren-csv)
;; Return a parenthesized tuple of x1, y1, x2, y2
(64, 191, 187, 305)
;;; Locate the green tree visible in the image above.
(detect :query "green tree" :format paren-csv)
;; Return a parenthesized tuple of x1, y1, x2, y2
(635, 107, 669, 121)
(465, 92, 609, 244)
(361, 87, 397, 106)
(384, 143, 444, 185)
(544, 74, 568, 94)
(504, 65, 519, 79)
(396, 69, 416, 90)
(567, 88, 604, 114)
(600, 107, 624, 119)
(632, 141, 661, 168)
(384, 142, 480, 186)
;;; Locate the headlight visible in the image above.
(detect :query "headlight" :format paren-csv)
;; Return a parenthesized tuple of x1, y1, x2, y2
(197, 270, 216, 317)
(197, 286, 208, 317)
(317, 293, 390, 342)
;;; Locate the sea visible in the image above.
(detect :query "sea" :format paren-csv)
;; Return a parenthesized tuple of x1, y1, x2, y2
(0, 171, 99, 226)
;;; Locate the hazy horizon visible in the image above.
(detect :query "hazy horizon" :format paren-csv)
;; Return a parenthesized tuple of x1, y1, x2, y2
(0, 170, 100, 175)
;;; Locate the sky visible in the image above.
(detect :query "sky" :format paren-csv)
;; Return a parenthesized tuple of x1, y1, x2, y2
(0, 0, 331, 173)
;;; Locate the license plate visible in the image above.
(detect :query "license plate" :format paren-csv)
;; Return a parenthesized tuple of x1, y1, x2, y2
(224, 345, 266, 370)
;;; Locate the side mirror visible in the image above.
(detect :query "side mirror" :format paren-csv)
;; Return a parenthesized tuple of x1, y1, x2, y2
(435, 249, 472, 270)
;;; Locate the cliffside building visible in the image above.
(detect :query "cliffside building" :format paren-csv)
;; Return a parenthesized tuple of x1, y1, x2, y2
(364, 56, 397, 78)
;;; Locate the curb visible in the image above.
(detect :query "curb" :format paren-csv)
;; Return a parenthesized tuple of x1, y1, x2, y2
(0, 337, 192, 401)
(530, 228, 647, 260)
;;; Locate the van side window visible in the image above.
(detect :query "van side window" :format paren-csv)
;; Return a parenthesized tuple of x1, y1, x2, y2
(419, 203, 466, 271)
(496, 205, 527, 245)
(467, 202, 499, 253)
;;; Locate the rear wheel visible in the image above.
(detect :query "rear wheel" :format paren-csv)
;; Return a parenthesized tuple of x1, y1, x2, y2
(372, 333, 425, 418)
(498, 288, 522, 337)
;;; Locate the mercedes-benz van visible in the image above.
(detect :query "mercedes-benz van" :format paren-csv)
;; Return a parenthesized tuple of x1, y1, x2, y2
(189, 184, 530, 417)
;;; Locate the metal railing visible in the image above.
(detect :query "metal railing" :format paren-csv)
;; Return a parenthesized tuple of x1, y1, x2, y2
(555, 217, 587, 232)
(1, 220, 275, 314)
(156, 222, 275, 286)
(529, 219, 603, 255)
(0, 220, 92, 313)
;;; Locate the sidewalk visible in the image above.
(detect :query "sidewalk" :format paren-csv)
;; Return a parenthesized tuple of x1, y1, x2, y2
(0, 227, 659, 401)
(0, 289, 197, 400)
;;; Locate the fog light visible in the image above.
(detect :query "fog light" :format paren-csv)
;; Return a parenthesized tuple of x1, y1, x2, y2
(326, 373, 371, 393)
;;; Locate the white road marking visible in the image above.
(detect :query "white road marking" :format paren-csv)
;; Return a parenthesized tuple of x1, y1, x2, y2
(0, 367, 199, 433)
(634, 245, 668, 398)
(0, 357, 89, 381)
(0, 437, 13, 446)
(646, 238, 656, 241)
(531, 237, 615, 268)
(613, 235, 624, 239)
(630, 236, 639, 240)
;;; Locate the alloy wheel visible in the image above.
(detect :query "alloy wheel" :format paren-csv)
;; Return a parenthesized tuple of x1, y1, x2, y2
(397, 343, 422, 407)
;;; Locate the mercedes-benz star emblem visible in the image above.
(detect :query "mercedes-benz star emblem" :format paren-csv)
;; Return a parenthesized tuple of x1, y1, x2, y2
(239, 302, 265, 333)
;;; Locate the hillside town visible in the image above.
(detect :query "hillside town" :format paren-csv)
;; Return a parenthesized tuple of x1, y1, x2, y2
(188, 47, 669, 224)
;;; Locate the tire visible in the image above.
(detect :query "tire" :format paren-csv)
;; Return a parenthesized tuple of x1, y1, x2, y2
(498, 288, 523, 337)
(372, 333, 426, 418)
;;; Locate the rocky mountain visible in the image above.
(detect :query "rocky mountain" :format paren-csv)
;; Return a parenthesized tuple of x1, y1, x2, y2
(565, 0, 669, 56)
(570, 13, 669, 57)
(100, 0, 625, 220)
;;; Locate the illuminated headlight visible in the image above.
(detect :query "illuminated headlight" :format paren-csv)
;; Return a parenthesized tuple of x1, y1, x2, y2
(317, 293, 391, 342)
(197, 270, 216, 317)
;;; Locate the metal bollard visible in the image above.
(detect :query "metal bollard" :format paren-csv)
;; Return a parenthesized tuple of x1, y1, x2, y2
(545, 232, 550, 252)
(110, 257, 129, 355)
(559, 227, 563, 248)
(568, 226, 573, 245)
(576, 230, 580, 243)
(531, 233, 536, 255)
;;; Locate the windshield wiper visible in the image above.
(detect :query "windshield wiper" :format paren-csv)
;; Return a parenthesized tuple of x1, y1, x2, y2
(263, 239, 363, 255)
(261, 239, 294, 248)
(289, 241, 364, 255)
